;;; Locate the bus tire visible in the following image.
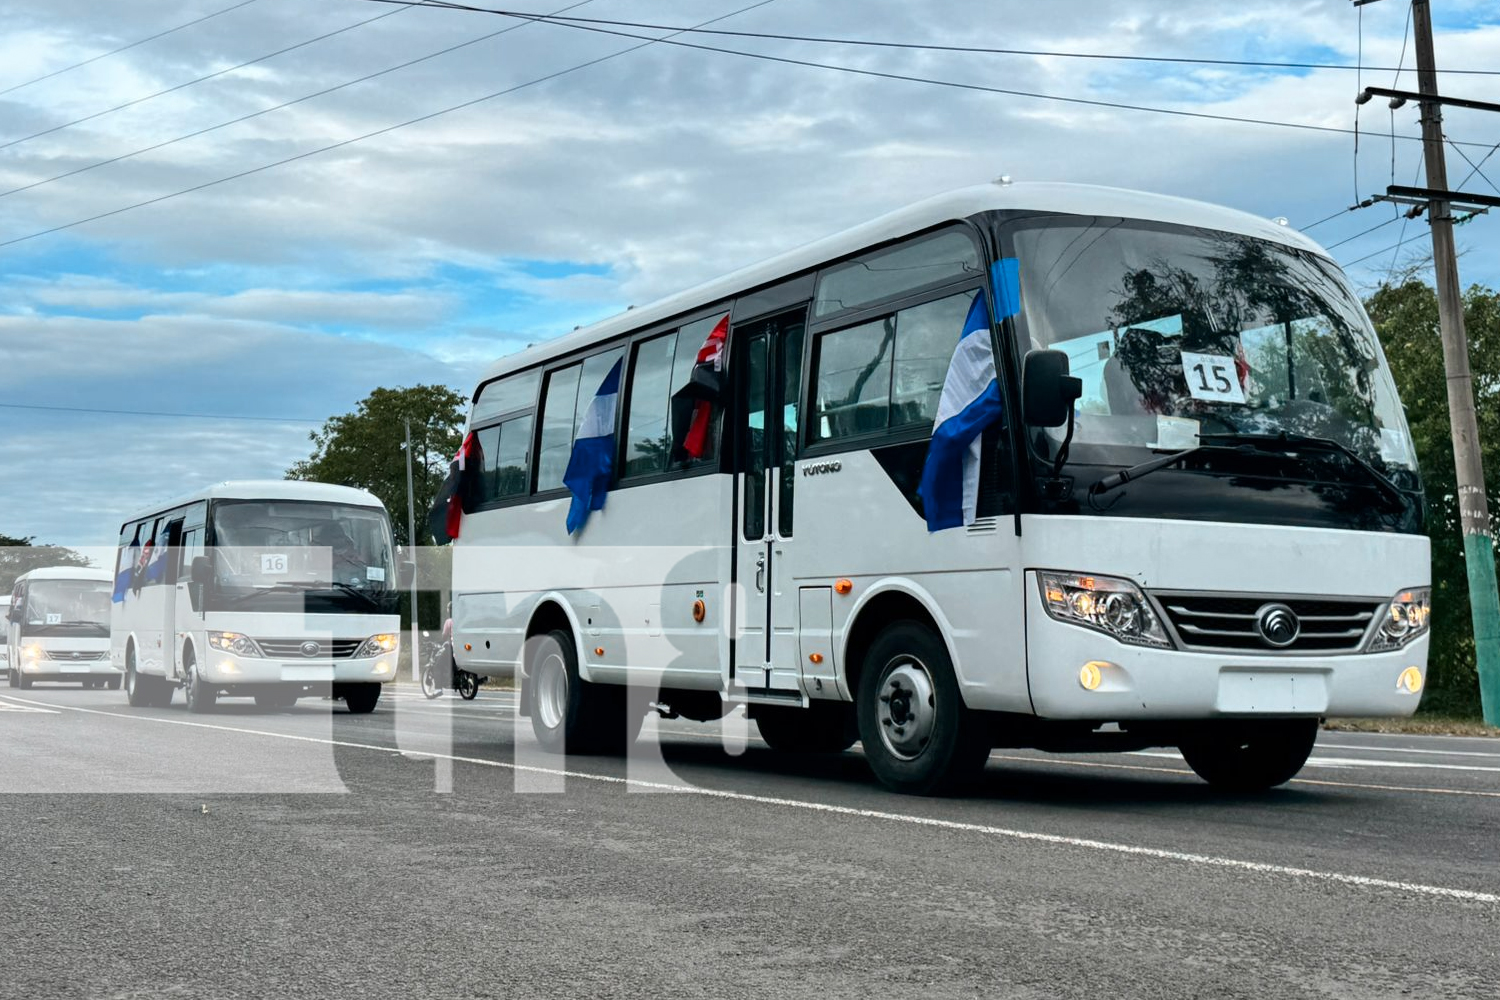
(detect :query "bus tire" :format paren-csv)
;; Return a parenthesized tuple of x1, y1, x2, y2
(856, 621, 990, 796)
(106, 675, 121, 691)
(528, 628, 638, 755)
(343, 684, 381, 714)
(5, 668, 13, 688)
(1178, 718, 1319, 792)
(753, 703, 859, 753)
(183, 657, 215, 714)
(17, 672, 32, 690)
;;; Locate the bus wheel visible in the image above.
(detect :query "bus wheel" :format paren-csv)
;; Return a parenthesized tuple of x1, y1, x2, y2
(343, 684, 381, 714)
(1178, 719, 1319, 792)
(124, 649, 152, 707)
(5, 668, 13, 688)
(856, 622, 989, 796)
(753, 703, 859, 753)
(17, 672, 32, 690)
(528, 629, 637, 755)
(183, 657, 216, 714)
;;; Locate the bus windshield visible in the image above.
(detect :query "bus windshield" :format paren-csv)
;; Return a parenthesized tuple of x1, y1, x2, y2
(211, 501, 396, 598)
(1012, 220, 1417, 478)
(21, 579, 110, 635)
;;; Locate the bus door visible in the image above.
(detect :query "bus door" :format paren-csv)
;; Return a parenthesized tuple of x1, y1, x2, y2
(733, 308, 806, 692)
(158, 517, 186, 679)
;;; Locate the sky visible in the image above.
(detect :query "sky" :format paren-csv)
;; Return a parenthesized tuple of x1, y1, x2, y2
(0, 0, 1497, 546)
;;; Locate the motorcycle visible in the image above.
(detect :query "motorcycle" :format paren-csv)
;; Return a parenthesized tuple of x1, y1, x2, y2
(420, 630, 480, 701)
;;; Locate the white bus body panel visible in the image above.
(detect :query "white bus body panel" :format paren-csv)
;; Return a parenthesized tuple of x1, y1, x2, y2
(453, 474, 732, 690)
(1019, 516, 1430, 719)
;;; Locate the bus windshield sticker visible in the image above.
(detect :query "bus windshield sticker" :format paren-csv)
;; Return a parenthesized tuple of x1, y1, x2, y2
(45, 613, 61, 625)
(260, 554, 289, 575)
(366, 567, 386, 582)
(1151, 415, 1200, 450)
(1181, 351, 1247, 404)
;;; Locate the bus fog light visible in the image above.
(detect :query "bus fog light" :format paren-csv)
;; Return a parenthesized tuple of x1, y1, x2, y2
(217, 660, 240, 675)
(1039, 571, 1172, 648)
(1079, 661, 1108, 691)
(1397, 666, 1424, 694)
(373, 661, 391, 675)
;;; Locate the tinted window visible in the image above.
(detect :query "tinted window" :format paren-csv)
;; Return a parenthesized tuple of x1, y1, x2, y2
(535, 348, 626, 492)
(472, 370, 540, 425)
(623, 333, 677, 478)
(813, 290, 978, 443)
(814, 230, 982, 319)
(476, 415, 534, 501)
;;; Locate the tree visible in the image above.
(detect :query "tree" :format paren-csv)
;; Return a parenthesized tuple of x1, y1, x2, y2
(287, 385, 466, 546)
(1, 534, 95, 595)
(1367, 280, 1500, 715)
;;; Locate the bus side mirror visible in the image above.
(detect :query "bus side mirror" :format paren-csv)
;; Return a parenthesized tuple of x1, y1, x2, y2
(190, 556, 212, 586)
(1023, 350, 1083, 428)
(5, 605, 20, 624)
(398, 560, 416, 590)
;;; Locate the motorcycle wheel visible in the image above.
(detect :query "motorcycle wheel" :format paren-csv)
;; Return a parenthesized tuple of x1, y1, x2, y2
(420, 668, 442, 700)
(456, 671, 480, 700)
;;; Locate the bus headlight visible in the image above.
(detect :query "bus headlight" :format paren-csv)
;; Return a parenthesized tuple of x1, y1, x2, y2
(1368, 587, 1431, 652)
(208, 631, 263, 657)
(1038, 571, 1172, 648)
(355, 633, 398, 659)
(22, 644, 45, 662)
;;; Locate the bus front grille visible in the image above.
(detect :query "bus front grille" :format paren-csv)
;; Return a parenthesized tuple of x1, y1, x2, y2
(255, 638, 364, 659)
(43, 650, 106, 661)
(1152, 592, 1383, 654)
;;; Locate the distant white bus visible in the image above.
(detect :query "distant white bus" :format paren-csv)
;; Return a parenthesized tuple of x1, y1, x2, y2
(7, 567, 116, 689)
(111, 481, 405, 713)
(450, 182, 1430, 795)
(0, 596, 9, 680)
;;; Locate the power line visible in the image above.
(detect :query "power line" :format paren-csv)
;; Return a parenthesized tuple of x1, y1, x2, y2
(0, 0, 601, 202)
(354, 0, 1500, 77)
(0, 1, 424, 153)
(372, 0, 1500, 151)
(0, 401, 324, 424)
(0, 0, 263, 99)
(1323, 214, 1401, 250)
(0, 0, 780, 251)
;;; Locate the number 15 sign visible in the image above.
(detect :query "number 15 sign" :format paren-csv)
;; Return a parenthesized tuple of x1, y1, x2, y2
(1181, 351, 1246, 405)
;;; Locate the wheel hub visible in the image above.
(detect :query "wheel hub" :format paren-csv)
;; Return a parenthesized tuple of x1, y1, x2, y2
(876, 658, 937, 761)
(534, 652, 568, 731)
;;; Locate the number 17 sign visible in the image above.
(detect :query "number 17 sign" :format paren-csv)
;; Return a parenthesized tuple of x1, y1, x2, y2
(1181, 351, 1246, 405)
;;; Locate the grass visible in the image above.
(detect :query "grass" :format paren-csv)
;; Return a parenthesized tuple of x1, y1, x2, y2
(1323, 714, 1498, 738)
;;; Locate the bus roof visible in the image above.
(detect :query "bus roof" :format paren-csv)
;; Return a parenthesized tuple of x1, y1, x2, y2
(120, 480, 388, 528)
(15, 566, 110, 584)
(476, 181, 1329, 386)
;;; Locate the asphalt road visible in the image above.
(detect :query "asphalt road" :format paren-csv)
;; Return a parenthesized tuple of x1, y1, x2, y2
(2, 683, 1498, 999)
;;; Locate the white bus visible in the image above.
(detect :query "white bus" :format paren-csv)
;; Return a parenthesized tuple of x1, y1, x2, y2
(111, 481, 405, 713)
(449, 182, 1430, 795)
(6, 567, 117, 689)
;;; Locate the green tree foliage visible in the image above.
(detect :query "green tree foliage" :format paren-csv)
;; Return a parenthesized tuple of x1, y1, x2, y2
(1, 534, 95, 594)
(286, 385, 466, 546)
(1367, 280, 1500, 714)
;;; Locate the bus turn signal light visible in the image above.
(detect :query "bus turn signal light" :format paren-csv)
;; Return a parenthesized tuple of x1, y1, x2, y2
(835, 579, 853, 595)
(595, 647, 605, 657)
(809, 653, 824, 664)
(692, 599, 706, 623)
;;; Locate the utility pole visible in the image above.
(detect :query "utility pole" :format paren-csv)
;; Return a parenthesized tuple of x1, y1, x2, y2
(1410, 0, 1500, 725)
(404, 418, 420, 683)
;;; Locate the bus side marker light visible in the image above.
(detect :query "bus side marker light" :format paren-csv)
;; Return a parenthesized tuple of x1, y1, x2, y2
(692, 599, 706, 623)
(594, 647, 605, 657)
(809, 653, 824, 665)
(464, 643, 472, 651)
(1398, 666, 1424, 694)
(835, 579, 853, 595)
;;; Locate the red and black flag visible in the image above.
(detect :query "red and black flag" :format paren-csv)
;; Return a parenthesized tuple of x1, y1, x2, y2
(670, 313, 729, 462)
(428, 431, 478, 545)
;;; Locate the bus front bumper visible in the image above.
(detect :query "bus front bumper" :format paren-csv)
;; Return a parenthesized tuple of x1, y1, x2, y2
(1025, 589, 1429, 720)
(200, 654, 398, 686)
(16, 660, 120, 681)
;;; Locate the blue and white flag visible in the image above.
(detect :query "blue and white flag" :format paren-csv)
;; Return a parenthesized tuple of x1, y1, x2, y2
(563, 357, 624, 535)
(917, 269, 1011, 532)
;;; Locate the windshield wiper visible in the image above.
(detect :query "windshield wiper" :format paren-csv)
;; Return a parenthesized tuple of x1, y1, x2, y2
(221, 582, 321, 607)
(1087, 444, 1211, 502)
(327, 581, 382, 610)
(1197, 431, 1416, 514)
(56, 620, 108, 630)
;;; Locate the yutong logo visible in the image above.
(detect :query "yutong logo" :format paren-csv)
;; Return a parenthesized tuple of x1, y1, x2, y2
(802, 460, 842, 477)
(1255, 604, 1301, 649)
(300, 641, 322, 658)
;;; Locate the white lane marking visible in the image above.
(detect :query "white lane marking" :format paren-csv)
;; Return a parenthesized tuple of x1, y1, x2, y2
(0, 697, 58, 714)
(1131, 750, 1500, 774)
(989, 753, 1500, 800)
(1314, 743, 1500, 760)
(7, 695, 1497, 907)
